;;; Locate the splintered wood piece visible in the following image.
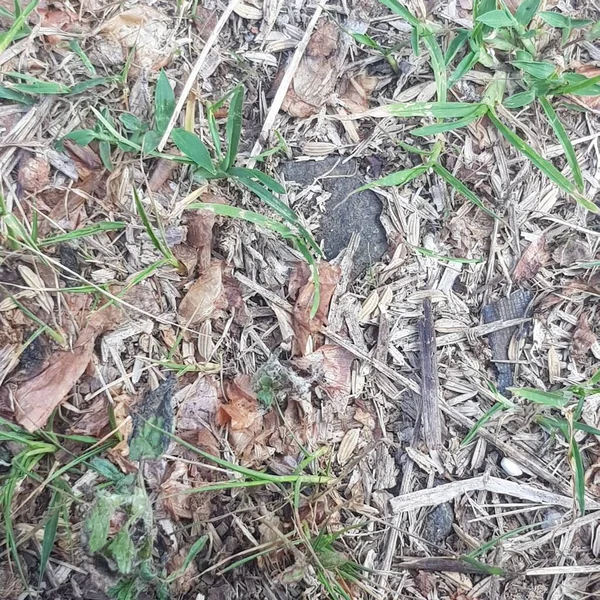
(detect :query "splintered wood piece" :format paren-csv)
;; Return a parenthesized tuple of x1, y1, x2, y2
(418, 297, 442, 448)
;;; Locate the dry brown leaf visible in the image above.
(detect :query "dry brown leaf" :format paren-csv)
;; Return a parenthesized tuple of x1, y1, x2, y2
(70, 397, 110, 436)
(513, 235, 548, 284)
(338, 75, 378, 114)
(281, 20, 340, 117)
(99, 7, 173, 71)
(177, 261, 227, 325)
(292, 261, 341, 355)
(176, 376, 219, 431)
(160, 460, 193, 520)
(40, 7, 79, 44)
(218, 375, 261, 431)
(186, 209, 215, 274)
(148, 158, 177, 192)
(14, 317, 110, 432)
(167, 546, 200, 596)
(172, 244, 198, 277)
(572, 312, 596, 361)
(552, 238, 590, 266)
(223, 270, 250, 326)
(294, 344, 354, 398)
(17, 156, 50, 193)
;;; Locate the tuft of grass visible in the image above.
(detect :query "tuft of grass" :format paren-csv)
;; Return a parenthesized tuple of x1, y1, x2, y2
(358, 0, 599, 214)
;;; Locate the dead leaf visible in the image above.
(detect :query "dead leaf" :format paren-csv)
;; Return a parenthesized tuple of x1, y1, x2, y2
(338, 75, 378, 114)
(149, 158, 177, 192)
(14, 318, 110, 432)
(177, 261, 227, 325)
(160, 460, 193, 520)
(553, 237, 590, 266)
(40, 7, 79, 44)
(294, 344, 354, 398)
(99, 7, 173, 71)
(292, 261, 341, 355)
(70, 397, 110, 436)
(223, 270, 250, 326)
(176, 376, 219, 431)
(281, 20, 340, 117)
(186, 209, 216, 274)
(17, 155, 50, 193)
(572, 312, 596, 361)
(173, 244, 198, 277)
(167, 545, 200, 595)
(513, 235, 548, 284)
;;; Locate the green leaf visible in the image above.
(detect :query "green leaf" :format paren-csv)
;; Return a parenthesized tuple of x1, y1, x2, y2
(69, 77, 110, 95)
(68, 39, 96, 75)
(227, 166, 285, 194)
(0, 0, 37, 54)
(86, 493, 115, 553)
(539, 11, 570, 28)
(387, 101, 482, 118)
(410, 26, 420, 56)
(378, 0, 420, 27)
(223, 85, 244, 171)
(570, 434, 586, 514)
(462, 402, 507, 446)
(39, 222, 126, 247)
(512, 60, 556, 79)
(476, 10, 514, 28)
(552, 74, 600, 96)
(141, 129, 161, 154)
(11, 81, 70, 95)
(119, 113, 143, 131)
(587, 20, 600, 41)
(166, 536, 208, 582)
(503, 89, 536, 108)
(351, 32, 381, 51)
(411, 111, 484, 137)
(39, 492, 61, 585)
(488, 108, 598, 212)
(514, 0, 540, 26)
(99, 140, 113, 171)
(108, 528, 135, 575)
(129, 415, 170, 461)
(474, 0, 497, 19)
(90, 457, 127, 483)
(355, 164, 429, 192)
(448, 50, 480, 88)
(63, 129, 97, 148)
(509, 386, 572, 407)
(171, 128, 215, 174)
(422, 33, 448, 101)
(539, 96, 584, 191)
(589, 369, 600, 386)
(431, 162, 498, 218)
(0, 85, 35, 104)
(154, 70, 175, 135)
(445, 29, 470, 66)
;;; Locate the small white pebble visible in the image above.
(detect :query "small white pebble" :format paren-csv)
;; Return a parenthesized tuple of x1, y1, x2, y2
(501, 457, 524, 477)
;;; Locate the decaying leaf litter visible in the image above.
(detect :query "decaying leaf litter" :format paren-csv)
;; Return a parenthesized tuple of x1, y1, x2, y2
(1, 0, 600, 598)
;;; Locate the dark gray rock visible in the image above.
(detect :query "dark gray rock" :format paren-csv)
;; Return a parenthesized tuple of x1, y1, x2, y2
(282, 157, 387, 275)
(422, 502, 454, 544)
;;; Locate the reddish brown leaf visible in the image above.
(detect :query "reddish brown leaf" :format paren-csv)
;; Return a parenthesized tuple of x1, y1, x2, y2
(294, 344, 354, 398)
(148, 158, 177, 192)
(572, 312, 597, 361)
(338, 75, 378, 114)
(70, 397, 111, 436)
(292, 261, 341, 355)
(177, 261, 227, 325)
(160, 460, 193, 520)
(513, 235, 548, 284)
(222, 270, 250, 325)
(217, 375, 260, 431)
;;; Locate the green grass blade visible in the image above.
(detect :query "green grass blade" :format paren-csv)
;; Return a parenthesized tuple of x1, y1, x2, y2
(171, 128, 216, 174)
(503, 89, 536, 109)
(448, 50, 480, 88)
(69, 77, 110, 95)
(386, 101, 482, 118)
(154, 70, 175, 135)
(539, 96, 584, 191)
(509, 386, 572, 407)
(0, 85, 35, 104)
(552, 74, 600, 96)
(422, 34, 447, 101)
(431, 163, 498, 218)
(39, 491, 61, 585)
(569, 431, 586, 513)
(223, 85, 244, 171)
(355, 164, 429, 192)
(0, 0, 37, 54)
(488, 108, 598, 212)
(38, 221, 126, 247)
(377, 0, 420, 27)
(514, 0, 540, 26)
(462, 402, 507, 446)
(68, 40, 96, 75)
(445, 29, 470, 65)
(227, 166, 285, 194)
(512, 60, 556, 79)
(411, 111, 484, 136)
(132, 188, 174, 263)
(476, 9, 513, 28)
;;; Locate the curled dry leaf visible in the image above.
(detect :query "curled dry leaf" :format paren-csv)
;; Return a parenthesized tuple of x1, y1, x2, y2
(281, 20, 341, 117)
(186, 209, 216, 274)
(292, 261, 341, 355)
(513, 235, 548, 284)
(98, 7, 173, 70)
(294, 344, 354, 399)
(338, 75, 378, 114)
(17, 155, 50, 193)
(14, 311, 115, 432)
(177, 261, 228, 325)
(571, 312, 596, 362)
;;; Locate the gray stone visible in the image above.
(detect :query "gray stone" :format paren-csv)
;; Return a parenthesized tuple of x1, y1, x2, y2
(422, 502, 454, 544)
(281, 157, 387, 275)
